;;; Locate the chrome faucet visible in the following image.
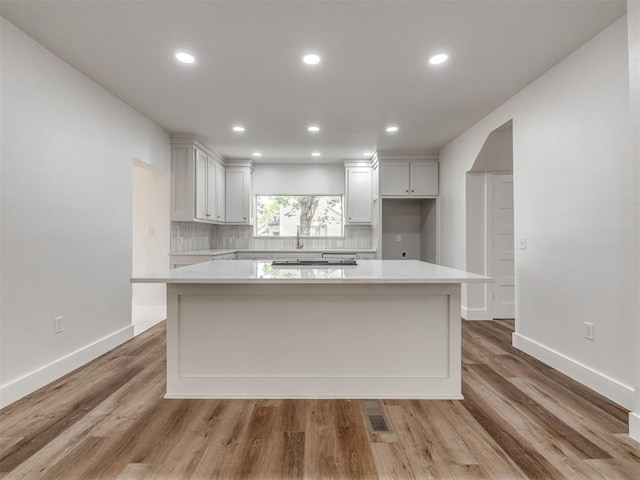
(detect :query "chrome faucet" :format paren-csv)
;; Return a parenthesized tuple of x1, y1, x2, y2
(296, 226, 304, 249)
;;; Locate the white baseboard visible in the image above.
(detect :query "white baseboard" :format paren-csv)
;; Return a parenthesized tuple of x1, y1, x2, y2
(461, 306, 489, 320)
(630, 412, 640, 443)
(512, 332, 634, 410)
(0, 325, 134, 409)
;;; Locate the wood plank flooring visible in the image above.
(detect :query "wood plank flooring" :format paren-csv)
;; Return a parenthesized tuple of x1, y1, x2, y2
(1, 319, 638, 479)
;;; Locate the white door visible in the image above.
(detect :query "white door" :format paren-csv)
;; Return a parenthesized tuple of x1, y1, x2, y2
(491, 174, 515, 318)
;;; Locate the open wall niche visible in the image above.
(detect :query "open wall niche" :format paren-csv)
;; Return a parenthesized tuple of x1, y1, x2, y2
(381, 198, 437, 263)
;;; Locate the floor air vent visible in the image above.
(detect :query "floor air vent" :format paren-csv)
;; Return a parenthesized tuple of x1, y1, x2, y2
(362, 399, 391, 433)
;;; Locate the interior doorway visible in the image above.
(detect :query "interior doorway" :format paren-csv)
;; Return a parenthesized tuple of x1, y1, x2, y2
(464, 120, 514, 320)
(132, 160, 170, 335)
(488, 174, 515, 318)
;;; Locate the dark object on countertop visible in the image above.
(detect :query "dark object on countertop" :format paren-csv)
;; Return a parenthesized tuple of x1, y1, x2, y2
(271, 259, 357, 267)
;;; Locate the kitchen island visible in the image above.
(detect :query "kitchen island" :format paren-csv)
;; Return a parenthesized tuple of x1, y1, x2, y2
(132, 260, 490, 399)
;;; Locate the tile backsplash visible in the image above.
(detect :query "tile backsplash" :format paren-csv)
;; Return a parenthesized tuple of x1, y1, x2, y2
(171, 222, 216, 252)
(171, 222, 374, 252)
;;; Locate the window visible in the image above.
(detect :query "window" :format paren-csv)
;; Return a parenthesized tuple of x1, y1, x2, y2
(256, 195, 343, 237)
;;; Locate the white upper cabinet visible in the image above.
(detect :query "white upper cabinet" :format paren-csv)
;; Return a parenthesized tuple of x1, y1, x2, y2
(215, 162, 226, 222)
(206, 156, 218, 220)
(381, 162, 411, 195)
(410, 161, 439, 196)
(380, 160, 438, 196)
(225, 165, 253, 224)
(345, 166, 373, 224)
(195, 149, 208, 220)
(171, 137, 225, 224)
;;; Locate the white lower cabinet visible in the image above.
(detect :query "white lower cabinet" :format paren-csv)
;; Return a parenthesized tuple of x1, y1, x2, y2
(236, 253, 273, 260)
(170, 253, 236, 268)
(272, 253, 321, 261)
(212, 253, 236, 260)
(169, 255, 215, 269)
(322, 253, 357, 260)
(172, 251, 377, 265)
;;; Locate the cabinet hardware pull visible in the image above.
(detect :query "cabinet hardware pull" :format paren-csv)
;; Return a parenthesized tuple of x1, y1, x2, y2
(411, 189, 414, 192)
(406, 189, 409, 193)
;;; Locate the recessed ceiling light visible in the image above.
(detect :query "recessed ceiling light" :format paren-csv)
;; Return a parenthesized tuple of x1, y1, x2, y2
(385, 126, 399, 133)
(362, 152, 374, 157)
(307, 125, 320, 132)
(252, 152, 262, 157)
(303, 53, 321, 65)
(428, 53, 449, 65)
(232, 125, 245, 133)
(175, 52, 195, 64)
(311, 152, 321, 157)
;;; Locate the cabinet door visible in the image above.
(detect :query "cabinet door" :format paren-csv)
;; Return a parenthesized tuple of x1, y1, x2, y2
(195, 149, 208, 220)
(346, 167, 372, 224)
(410, 162, 439, 196)
(380, 162, 410, 195)
(226, 168, 250, 223)
(215, 163, 226, 222)
(206, 157, 217, 220)
(372, 163, 379, 223)
(236, 253, 272, 260)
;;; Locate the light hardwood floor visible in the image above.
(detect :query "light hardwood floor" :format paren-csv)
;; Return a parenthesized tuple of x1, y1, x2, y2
(1, 320, 638, 479)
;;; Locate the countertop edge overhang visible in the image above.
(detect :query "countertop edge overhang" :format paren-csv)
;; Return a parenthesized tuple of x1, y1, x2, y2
(131, 260, 493, 285)
(132, 278, 491, 284)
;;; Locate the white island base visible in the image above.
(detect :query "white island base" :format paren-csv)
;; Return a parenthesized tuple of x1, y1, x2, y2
(166, 282, 462, 399)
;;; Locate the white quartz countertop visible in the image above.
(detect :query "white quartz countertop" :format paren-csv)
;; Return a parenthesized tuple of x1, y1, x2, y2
(170, 249, 238, 256)
(132, 260, 492, 284)
(170, 248, 377, 256)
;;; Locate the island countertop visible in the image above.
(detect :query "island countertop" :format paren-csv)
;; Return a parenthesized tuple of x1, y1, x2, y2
(131, 259, 491, 284)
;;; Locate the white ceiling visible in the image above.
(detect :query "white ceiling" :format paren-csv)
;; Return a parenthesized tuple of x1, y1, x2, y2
(0, 0, 626, 163)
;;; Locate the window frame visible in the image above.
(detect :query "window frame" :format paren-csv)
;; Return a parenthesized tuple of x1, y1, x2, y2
(254, 194, 345, 238)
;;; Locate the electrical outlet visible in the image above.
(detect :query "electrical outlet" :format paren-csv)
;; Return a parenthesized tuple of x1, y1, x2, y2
(519, 236, 527, 250)
(584, 321, 594, 341)
(54, 315, 64, 334)
(336, 240, 344, 247)
(396, 235, 401, 242)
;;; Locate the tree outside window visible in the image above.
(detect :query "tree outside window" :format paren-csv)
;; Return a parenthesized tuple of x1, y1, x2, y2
(256, 196, 342, 237)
